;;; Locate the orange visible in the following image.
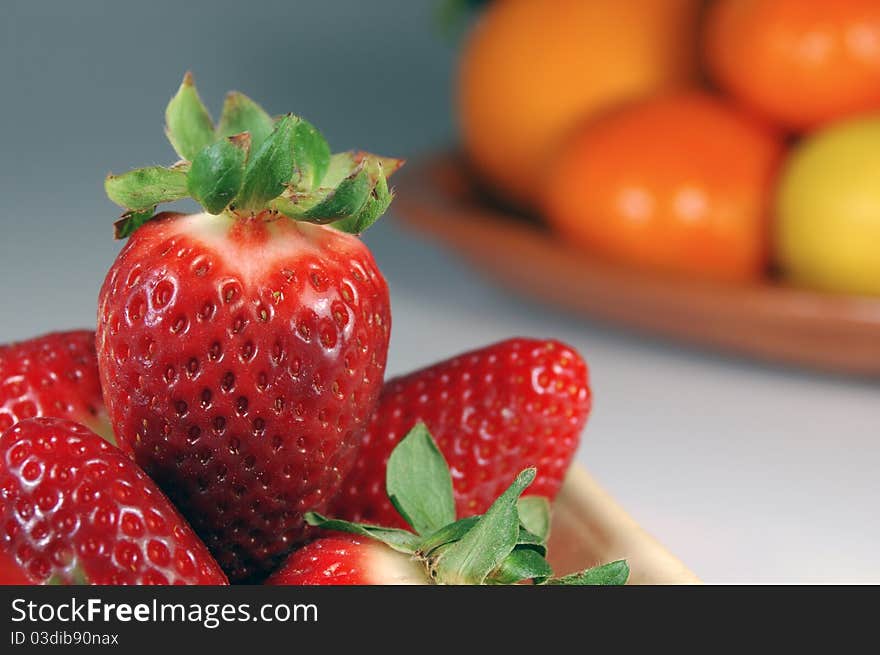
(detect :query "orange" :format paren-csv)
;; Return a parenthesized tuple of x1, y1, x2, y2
(543, 91, 784, 283)
(457, 0, 700, 209)
(705, 0, 880, 132)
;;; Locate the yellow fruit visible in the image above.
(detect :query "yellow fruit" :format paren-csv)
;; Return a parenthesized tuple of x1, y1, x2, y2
(457, 0, 701, 209)
(776, 115, 880, 296)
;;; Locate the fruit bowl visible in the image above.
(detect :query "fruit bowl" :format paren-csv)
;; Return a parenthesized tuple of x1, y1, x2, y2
(549, 465, 698, 584)
(394, 153, 880, 378)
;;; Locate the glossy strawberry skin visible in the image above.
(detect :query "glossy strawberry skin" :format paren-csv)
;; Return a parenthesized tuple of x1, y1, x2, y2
(329, 338, 590, 528)
(266, 535, 427, 585)
(96, 212, 390, 582)
(0, 418, 227, 585)
(0, 331, 113, 443)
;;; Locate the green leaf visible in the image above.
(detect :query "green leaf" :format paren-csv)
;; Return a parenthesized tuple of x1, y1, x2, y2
(165, 72, 215, 161)
(429, 468, 536, 585)
(217, 91, 274, 150)
(187, 134, 249, 214)
(418, 514, 546, 558)
(300, 167, 371, 221)
(324, 151, 360, 183)
(318, 151, 403, 190)
(291, 118, 331, 191)
(385, 423, 456, 536)
(114, 207, 157, 240)
(354, 151, 406, 179)
(546, 560, 631, 586)
(47, 563, 89, 586)
(273, 151, 402, 231)
(515, 528, 547, 557)
(416, 516, 480, 556)
(517, 496, 551, 544)
(488, 547, 553, 585)
(105, 166, 188, 210)
(332, 166, 392, 234)
(234, 114, 296, 210)
(304, 512, 420, 554)
(329, 153, 403, 233)
(269, 166, 370, 224)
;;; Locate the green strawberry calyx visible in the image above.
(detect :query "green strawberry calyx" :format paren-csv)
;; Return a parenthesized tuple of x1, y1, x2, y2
(307, 423, 630, 586)
(105, 72, 404, 239)
(46, 561, 90, 586)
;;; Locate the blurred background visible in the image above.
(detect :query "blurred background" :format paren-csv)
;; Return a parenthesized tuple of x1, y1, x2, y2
(2, 0, 878, 583)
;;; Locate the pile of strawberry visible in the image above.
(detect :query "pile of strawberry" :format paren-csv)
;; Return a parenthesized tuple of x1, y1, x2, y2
(0, 75, 620, 586)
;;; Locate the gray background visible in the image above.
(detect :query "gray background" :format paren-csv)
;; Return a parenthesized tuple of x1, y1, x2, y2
(2, 0, 878, 583)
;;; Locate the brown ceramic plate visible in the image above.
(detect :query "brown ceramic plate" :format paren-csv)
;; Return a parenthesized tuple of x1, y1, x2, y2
(395, 153, 880, 377)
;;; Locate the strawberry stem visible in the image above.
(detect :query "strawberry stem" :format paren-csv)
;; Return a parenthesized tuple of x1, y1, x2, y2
(305, 424, 630, 586)
(105, 72, 403, 238)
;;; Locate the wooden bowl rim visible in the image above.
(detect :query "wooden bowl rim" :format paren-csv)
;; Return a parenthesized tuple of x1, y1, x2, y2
(393, 153, 880, 377)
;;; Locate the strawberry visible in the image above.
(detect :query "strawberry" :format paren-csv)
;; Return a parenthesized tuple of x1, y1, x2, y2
(0, 331, 113, 444)
(266, 534, 428, 585)
(0, 418, 227, 585)
(97, 74, 400, 582)
(329, 338, 591, 529)
(270, 424, 628, 586)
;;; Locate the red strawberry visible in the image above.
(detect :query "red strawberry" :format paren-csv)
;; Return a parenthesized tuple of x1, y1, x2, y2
(97, 74, 399, 581)
(266, 534, 428, 585)
(270, 425, 629, 586)
(329, 338, 591, 529)
(0, 331, 113, 443)
(0, 418, 227, 585)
